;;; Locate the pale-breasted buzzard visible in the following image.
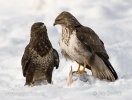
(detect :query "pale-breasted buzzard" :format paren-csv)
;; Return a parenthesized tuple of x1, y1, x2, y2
(21, 22, 59, 86)
(54, 11, 118, 81)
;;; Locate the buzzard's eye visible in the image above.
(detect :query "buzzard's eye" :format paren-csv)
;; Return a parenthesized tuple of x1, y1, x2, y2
(35, 26, 38, 28)
(34, 26, 39, 29)
(56, 18, 61, 21)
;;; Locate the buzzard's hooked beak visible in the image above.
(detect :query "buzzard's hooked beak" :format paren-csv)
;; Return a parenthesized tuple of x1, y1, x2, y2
(53, 22, 56, 26)
(41, 24, 45, 29)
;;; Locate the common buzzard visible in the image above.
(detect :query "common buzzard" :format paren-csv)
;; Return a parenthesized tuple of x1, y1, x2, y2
(21, 22, 59, 86)
(54, 11, 118, 81)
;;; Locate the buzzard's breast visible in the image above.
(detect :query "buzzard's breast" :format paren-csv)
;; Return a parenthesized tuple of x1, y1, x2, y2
(60, 30, 91, 64)
(31, 48, 54, 81)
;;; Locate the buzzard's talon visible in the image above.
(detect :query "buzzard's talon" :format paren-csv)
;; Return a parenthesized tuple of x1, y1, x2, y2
(76, 70, 87, 74)
(29, 82, 33, 87)
(24, 82, 33, 87)
(76, 64, 87, 74)
(77, 64, 81, 73)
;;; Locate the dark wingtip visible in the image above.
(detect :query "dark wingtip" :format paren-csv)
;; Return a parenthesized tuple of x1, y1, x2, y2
(53, 49, 60, 69)
(104, 59, 118, 81)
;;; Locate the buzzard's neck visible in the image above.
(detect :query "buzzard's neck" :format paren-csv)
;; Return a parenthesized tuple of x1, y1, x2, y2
(30, 32, 52, 57)
(61, 26, 75, 46)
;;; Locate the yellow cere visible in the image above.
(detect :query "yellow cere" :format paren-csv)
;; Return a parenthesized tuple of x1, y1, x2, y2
(42, 24, 45, 28)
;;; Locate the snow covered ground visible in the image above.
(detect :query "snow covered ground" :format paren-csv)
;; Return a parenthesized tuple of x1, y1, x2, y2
(0, 0, 132, 99)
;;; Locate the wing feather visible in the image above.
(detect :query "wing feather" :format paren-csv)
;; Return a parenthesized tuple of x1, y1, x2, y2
(21, 44, 31, 77)
(53, 49, 60, 69)
(76, 26, 109, 60)
(76, 26, 118, 81)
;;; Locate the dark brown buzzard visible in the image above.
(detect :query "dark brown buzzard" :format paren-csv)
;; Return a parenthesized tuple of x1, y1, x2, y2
(54, 11, 118, 81)
(21, 22, 59, 86)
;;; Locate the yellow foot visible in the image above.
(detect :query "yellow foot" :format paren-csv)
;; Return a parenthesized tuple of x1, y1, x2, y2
(76, 64, 87, 74)
(76, 70, 87, 74)
(24, 82, 33, 87)
(29, 82, 33, 87)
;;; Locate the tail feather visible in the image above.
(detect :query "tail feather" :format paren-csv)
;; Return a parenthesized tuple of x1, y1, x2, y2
(90, 55, 118, 81)
(103, 59, 118, 80)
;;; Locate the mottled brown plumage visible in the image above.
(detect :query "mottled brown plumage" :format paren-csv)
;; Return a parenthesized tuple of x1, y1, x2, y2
(21, 22, 59, 86)
(54, 11, 118, 81)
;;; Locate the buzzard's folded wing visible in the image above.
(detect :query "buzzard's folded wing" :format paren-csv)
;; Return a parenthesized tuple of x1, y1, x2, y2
(76, 26, 109, 59)
(53, 49, 60, 69)
(76, 26, 118, 81)
(21, 44, 31, 77)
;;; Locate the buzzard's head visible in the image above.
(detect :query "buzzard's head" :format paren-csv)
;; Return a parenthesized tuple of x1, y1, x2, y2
(31, 22, 47, 34)
(53, 11, 81, 27)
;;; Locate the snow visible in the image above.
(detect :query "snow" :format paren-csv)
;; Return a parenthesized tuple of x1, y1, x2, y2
(0, 0, 132, 100)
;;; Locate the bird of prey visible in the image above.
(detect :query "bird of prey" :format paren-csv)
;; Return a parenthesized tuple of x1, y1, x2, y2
(54, 11, 118, 81)
(21, 22, 59, 86)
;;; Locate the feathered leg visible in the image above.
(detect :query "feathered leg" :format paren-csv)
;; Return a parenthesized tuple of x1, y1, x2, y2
(46, 68, 53, 84)
(24, 63, 36, 87)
